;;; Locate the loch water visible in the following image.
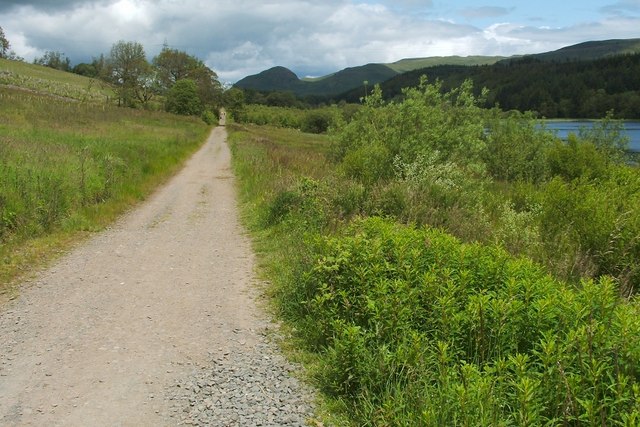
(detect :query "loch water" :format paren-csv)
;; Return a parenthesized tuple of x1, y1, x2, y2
(543, 121, 640, 152)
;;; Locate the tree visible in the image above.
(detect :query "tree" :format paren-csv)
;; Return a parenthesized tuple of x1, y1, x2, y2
(153, 46, 222, 108)
(165, 79, 202, 116)
(73, 62, 98, 77)
(34, 51, 71, 71)
(222, 88, 245, 121)
(106, 40, 153, 107)
(0, 26, 10, 58)
(153, 46, 199, 90)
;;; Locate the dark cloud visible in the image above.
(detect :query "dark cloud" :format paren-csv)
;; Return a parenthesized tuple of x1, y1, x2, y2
(600, 1, 640, 16)
(0, 0, 101, 13)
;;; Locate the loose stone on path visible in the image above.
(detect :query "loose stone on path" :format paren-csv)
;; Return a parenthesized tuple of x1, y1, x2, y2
(168, 328, 316, 427)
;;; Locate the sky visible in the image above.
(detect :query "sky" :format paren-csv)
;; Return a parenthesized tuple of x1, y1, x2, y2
(1, 0, 639, 82)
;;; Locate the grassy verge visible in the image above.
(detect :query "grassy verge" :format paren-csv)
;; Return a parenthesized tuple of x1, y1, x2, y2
(0, 86, 209, 297)
(229, 116, 640, 425)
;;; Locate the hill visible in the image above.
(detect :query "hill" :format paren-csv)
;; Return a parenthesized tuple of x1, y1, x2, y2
(234, 56, 506, 98)
(387, 55, 505, 73)
(516, 38, 640, 63)
(235, 38, 640, 104)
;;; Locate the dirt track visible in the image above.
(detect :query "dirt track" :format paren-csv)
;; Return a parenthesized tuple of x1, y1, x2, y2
(0, 125, 296, 425)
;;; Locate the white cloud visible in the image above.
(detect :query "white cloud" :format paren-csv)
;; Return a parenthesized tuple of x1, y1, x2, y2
(1, 0, 639, 83)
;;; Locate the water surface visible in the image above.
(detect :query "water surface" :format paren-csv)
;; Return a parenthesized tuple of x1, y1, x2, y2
(543, 121, 640, 152)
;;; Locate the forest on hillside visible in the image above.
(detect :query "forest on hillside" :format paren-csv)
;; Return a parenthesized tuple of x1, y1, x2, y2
(341, 53, 640, 119)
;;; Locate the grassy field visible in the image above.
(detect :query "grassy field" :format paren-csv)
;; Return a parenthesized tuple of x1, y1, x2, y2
(0, 58, 112, 103)
(0, 71, 209, 297)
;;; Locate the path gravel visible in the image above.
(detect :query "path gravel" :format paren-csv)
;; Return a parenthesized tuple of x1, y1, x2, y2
(0, 125, 317, 426)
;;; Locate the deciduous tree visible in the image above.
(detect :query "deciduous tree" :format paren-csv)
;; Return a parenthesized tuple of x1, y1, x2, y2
(153, 46, 222, 108)
(107, 40, 153, 107)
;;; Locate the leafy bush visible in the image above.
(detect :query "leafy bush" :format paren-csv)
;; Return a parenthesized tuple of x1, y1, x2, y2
(288, 217, 640, 426)
(484, 111, 553, 183)
(229, 115, 640, 426)
(165, 79, 203, 116)
(201, 109, 217, 125)
(301, 109, 336, 134)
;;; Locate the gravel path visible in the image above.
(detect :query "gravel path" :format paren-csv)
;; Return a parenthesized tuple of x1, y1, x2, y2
(0, 126, 317, 426)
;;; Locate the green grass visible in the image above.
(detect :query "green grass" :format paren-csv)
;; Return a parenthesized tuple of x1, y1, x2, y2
(0, 85, 209, 297)
(387, 55, 506, 73)
(0, 58, 112, 102)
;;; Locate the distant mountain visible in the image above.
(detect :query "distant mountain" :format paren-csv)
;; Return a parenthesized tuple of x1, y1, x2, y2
(235, 63, 398, 97)
(234, 38, 640, 103)
(234, 66, 304, 93)
(235, 56, 507, 98)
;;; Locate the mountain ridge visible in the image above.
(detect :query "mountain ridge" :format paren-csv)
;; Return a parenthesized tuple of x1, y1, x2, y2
(234, 38, 640, 99)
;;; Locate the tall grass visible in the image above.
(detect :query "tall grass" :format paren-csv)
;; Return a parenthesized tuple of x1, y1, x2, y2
(0, 86, 209, 291)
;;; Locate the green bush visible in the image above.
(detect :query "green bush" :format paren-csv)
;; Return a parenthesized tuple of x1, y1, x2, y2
(301, 109, 336, 134)
(201, 109, 217, 125)
(288, 217, 640, 426)
(484, 111, 552, 183)
(165, 79, 203, 116)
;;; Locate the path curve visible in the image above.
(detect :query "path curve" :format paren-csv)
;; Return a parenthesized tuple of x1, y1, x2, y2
(0, 126, 315, 426)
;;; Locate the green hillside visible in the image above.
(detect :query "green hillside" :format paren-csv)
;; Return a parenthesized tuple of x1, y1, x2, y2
(235, 63, 398, 98)
(0, 58, 112, 102)
(521, 38, 640, 62)
(388, 55, 505, 73)
(235, 57, 507, 98)
(336, 39, 640, 118)
(0, 59, 208, 294)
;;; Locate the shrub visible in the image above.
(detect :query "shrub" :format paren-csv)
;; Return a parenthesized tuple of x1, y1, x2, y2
(201, 109, 217, 125)
(288, 217, 640, 425)
(302, 109, 335, 134)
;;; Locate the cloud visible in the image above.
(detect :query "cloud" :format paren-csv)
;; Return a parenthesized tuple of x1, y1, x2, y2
(1, 0, 639, 82)
(0, 0, 103, 13)
(600, 0, 640, 16)
(483, 15, 640, 53)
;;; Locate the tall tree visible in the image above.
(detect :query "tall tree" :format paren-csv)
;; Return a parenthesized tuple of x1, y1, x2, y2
(0, 26, 10, 58)
(106, 41, 153, 107)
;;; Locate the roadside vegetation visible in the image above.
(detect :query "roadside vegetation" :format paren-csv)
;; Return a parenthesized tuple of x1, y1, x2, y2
(229, 78, 640, 425)
(0, 85, 209, 295)
(1, 29, 221, 294)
